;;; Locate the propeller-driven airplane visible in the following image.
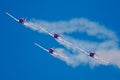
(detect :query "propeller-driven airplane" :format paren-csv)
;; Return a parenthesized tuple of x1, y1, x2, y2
(34, 42, 54, 54)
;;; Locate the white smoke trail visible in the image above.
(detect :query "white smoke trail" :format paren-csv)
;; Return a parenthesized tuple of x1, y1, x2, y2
(54, 48, 100, 67)
(24, 18, 120, 68)
(30, 18, 118, 41)
(24, 21, 89, 55)
(53, 48, 71, 65)
(34, 42, 73, 66)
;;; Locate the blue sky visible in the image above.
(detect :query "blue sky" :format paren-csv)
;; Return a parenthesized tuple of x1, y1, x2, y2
(0, 0, 120, 80)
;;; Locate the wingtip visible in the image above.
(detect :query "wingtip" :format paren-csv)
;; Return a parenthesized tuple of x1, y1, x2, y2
(34, 42, 40, 47)
(34, 42, 38, 45)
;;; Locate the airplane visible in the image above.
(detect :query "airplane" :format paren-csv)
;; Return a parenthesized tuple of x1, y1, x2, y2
(34, 42, 54, 54)
(6, 12, 25, 24)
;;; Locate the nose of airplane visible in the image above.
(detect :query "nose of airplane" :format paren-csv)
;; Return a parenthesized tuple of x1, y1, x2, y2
(49, 48, 54, 53)
(89, 52, 95, 57)
(54, 33, 59, 38)
(19, 18, 24, 23)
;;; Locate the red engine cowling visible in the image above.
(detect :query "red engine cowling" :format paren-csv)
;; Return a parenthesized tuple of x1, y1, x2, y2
(89, 52, 95, 57)
(49, 48, 54, 54)
(19, 18, 24, 23)
(54, 33, 59, 38)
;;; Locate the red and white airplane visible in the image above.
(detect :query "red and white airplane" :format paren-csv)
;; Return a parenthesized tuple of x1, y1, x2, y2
(34, 42, 54, 54)
(6, 12, 26, 24)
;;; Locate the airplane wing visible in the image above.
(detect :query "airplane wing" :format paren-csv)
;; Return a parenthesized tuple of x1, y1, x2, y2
(6, 12, 19, 22)
(34, 42, 49, 53)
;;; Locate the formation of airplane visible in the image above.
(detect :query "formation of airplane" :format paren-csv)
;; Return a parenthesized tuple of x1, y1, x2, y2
(6, 12, 109, 64)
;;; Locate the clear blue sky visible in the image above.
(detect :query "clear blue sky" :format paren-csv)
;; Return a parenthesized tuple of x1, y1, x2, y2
(0, 0, 120, 80)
